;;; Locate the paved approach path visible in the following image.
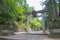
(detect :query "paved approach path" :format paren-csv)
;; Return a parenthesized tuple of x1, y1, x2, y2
(0, 34, 60, 40)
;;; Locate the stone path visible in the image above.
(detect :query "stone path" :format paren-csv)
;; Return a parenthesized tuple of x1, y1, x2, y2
(0, 34, 60, 40)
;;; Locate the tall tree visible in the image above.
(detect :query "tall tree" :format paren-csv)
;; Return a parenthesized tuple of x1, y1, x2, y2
(51, 0, 58, 18)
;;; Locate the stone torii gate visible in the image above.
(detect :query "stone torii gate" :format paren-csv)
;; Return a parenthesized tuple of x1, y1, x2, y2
(24, 10, 46, 33)
(32, 10, 46, 33)
(25, 10, 46, 33)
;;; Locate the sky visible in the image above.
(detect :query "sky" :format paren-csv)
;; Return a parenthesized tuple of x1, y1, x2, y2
(26, 0, 46, 11)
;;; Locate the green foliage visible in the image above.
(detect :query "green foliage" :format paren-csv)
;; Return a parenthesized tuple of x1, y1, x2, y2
(0, 0, 33, 24)
(56, 3, 60, 16)
(43, 0, 54, 26)
(56, 3, 59, 10)
(13, 20, 26, 28)
(0, 17, 6, 23)
(0, 0, 34, 36)
(30, 18, 42, 29)
(48, 17, 60, 29)
(44, 0, 59, 26)
(27, 7, 34, 12)
(0, 0, 23, 23)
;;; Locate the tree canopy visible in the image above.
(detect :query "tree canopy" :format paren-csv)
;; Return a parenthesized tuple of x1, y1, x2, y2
(0, 0, 34, 24)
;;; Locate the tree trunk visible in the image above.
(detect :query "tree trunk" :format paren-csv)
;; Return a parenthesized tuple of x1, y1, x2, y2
(51, 0, 58, 18)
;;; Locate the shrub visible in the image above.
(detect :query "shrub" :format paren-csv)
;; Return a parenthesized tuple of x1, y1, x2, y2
(48, 17, 60, 29)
